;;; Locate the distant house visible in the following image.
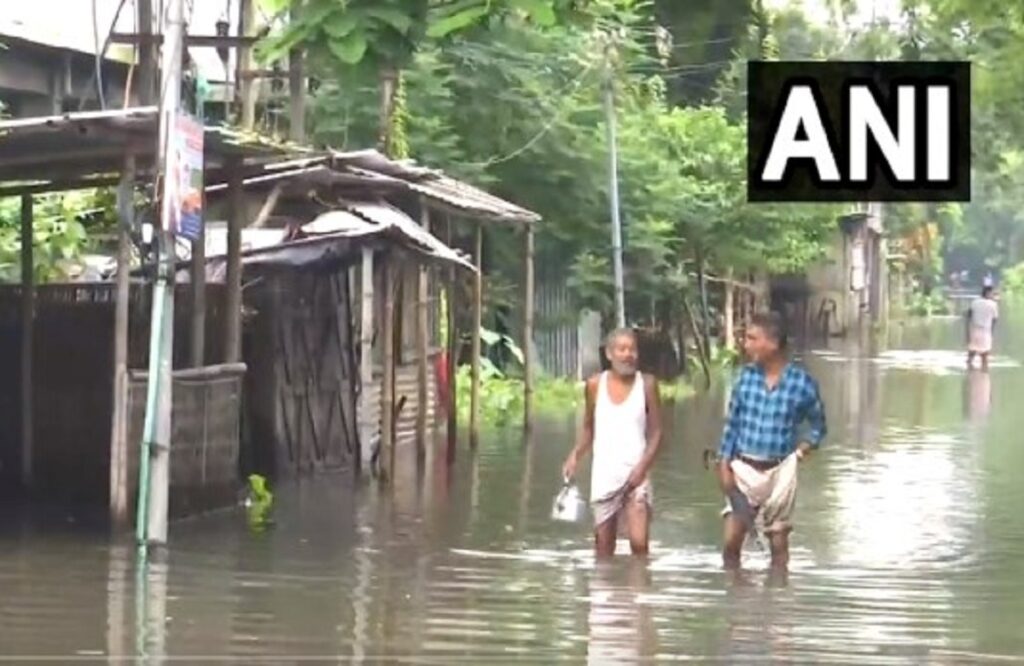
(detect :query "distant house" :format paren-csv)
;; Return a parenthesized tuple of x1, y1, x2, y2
(770, 204, 888, 340)
(0, 6, 134, 115)
(793, 206, 889, 338)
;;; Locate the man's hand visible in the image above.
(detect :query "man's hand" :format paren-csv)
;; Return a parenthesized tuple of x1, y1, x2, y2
(624, 465, 647, 493)
(796, 442, 813, 461)
(717, 459, 737, 495)
(562, 452, 578, 481)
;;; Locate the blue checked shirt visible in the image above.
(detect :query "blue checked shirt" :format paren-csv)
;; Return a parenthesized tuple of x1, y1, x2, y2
(718, 363, 827, 461)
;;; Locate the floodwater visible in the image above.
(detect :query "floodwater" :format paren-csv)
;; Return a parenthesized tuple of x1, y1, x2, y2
(3, 309, 1024, 663)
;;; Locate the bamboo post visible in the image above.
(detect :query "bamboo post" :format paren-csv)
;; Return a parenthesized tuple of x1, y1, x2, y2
(224, 164, 243, 363)
(189, 201, 206, 367)
(470, 223, 483, 449)
(446, 218, 457, 464)
(523, 225, 535, 434)
(110, 156, 135, 526)
(238, 0, 257, 129)
(20, 194, 34, 490)
(136, 0, 156, 105)
(359, 247, 375, 475)
(381, 260, 396, 481)
(288, 41, 306, 142)
(416, 205, 430, 458)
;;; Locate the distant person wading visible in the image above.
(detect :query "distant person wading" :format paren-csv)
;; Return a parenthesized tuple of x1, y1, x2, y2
(563, 328, 664, 558)
(966, 285, 999, 371)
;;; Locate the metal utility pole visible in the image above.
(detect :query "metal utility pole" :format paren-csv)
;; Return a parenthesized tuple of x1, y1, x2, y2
(603, 35, 626, 329)
(137, 0, 185, 549)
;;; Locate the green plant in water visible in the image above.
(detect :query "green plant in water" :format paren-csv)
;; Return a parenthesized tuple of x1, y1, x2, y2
(246, 474, 274, 532)
(906, 289, 952, 317)
(1003, 262, 1024, 297)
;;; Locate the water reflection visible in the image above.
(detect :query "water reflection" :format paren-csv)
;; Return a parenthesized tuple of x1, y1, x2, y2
(586, 560, 656, 664)
(964, 370, 992, 425)
(2, 312, 1024, 661)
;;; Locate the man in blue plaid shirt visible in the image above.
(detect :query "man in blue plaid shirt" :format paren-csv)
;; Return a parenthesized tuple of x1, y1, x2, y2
(717, 312, 827, 571)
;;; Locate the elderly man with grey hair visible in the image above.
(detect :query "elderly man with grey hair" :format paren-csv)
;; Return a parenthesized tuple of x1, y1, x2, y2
(563, 328, 664, 558)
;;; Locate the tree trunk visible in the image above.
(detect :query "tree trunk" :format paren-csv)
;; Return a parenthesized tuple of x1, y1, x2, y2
(378, 65, 398, 156)
(695, 249, 712, 361)
(682, 296, 711, 389)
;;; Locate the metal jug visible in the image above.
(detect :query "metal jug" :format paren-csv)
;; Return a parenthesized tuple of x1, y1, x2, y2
(551, 477, 586, 523)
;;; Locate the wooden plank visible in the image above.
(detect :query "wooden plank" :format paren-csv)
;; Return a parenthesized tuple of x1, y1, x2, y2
(381, 260, 396, 481)
(470, 223, 482, 449)
(416, 205, 430, 459)
(445, 218, 458, 465)
(224, 163, 243, 362)
(359, 248, 375, 475)
(109, 156, 135, 526)
(20, 194, 34, 490)
(288, 43, 306, 142)
(523, 226, 535, 434)
(190, 186, 207, 366)
(109, 33, 261, 48)
(238, 0, 257, 130)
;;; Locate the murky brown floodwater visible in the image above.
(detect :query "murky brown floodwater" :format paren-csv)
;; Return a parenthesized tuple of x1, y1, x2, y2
(2, 307, 1024, 663)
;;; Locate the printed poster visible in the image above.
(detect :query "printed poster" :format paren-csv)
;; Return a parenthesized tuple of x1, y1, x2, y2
(166, 112, 204, 241)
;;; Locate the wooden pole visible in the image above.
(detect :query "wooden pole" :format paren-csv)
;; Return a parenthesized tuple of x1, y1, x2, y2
(445, 219, 458, 464)
(20, 194, 34, 491)
(189, 202, 206, 367)
(381, 260, 396, 481)
(470, 223, 483, 449)
(523, 225, 535, 435)
(224, 164, 243, 363)
(288, 42, 306, 142)
(359, 247, 375, 476)
(416, 205, 430, 459)
(109, 156, 135, 526)
(136, 0, 156, 105)
(238, 0, 257, 129)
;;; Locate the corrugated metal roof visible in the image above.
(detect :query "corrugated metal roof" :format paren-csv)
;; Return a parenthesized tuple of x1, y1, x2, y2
(331, 149, 540, 225)
(0, 107, 312, 186)
(182, 204, 475, 282)
(322, 201, 476, 271)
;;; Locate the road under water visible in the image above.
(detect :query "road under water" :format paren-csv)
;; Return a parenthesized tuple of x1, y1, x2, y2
(2, 309, 1023, 663)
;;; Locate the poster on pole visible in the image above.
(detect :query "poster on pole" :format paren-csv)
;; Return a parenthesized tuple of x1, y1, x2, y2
(166, 112, 204, 241)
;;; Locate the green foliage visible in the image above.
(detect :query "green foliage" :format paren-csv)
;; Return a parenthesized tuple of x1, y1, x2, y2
(1002, 262, 1024, 297)
(0, 192, 108, 283)
(686, 342, 739, 376)
(246, 474, 274, 532)
(456, 365, 693, 427)
(906, 289, 952, 317)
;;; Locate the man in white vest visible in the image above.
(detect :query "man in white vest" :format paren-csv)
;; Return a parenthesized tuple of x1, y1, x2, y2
(562, 328, 664, 557)
(966, 285, 999, 371)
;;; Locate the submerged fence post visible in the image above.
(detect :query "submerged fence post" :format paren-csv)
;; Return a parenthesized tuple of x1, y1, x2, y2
(110, 156, 135, 527)
(416, 204, 430, 460)
(470, 223, 483, 449)
(20, 193, 34, 491)
(523, 224, 535, 435)
(381, 259, 396, 481)
(359, 248, 375, 475)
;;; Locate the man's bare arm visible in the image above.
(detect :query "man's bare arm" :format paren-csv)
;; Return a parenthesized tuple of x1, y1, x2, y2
(632, 376, 663, 482)
(563, 377, 598, 479)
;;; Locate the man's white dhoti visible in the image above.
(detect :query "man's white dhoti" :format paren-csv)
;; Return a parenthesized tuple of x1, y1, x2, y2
(722, 452, 799, 535)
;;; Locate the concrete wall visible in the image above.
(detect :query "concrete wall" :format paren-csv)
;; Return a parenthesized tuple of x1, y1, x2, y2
(804, 218, 888, 338)
(0, 38, 131, 116)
